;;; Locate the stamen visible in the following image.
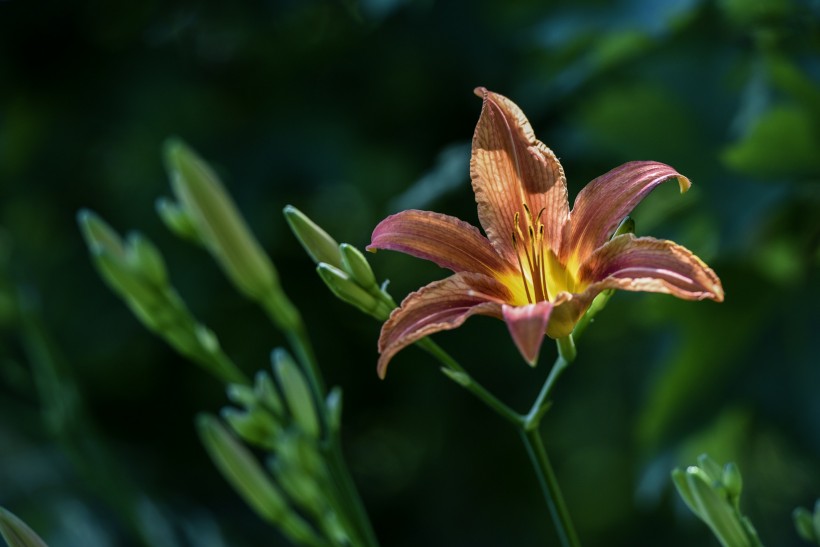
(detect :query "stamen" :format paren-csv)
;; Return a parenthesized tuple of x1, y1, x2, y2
(512, 230, 533, 304)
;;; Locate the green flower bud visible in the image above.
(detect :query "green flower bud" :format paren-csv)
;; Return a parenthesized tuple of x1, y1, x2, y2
(227, 384, 258, 409)
(155, 197, 202, 244)
(794, 507, 816, 542)
(283, 205, 343, 268)
(254, 370, 284, 417)
(194, 324, 221, 356)
(722, 462, 743, 502)
(316, 263, 391, 320)
(163, 138, 278, 302)
(221, 407, 279, 451)
(0, 506, 48, 547)
(125, 232, 169, 287)
(272, 349, 320, 439)
(77, 209, 126, 258)
(340, 243, 378, 290)
(325, 386, 343, 434)
(196, 414, 288, 523)
(697, 454, 723, 484)
(685, 471, 749, 547)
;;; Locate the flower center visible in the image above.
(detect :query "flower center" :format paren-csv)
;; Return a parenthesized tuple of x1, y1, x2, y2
(511, 203, 550, 304)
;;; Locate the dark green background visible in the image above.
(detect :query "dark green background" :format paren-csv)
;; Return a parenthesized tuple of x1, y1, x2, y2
(2, 0, 819, 545)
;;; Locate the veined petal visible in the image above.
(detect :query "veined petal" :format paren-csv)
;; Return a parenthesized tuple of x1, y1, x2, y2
(577, 234, 724, 301)
(502, 301, 553, 365)
(368, 210, 509, 277)
(377, 273, 510, 378)
(470, 88, 569, 261)
(566, 161, 690, 265)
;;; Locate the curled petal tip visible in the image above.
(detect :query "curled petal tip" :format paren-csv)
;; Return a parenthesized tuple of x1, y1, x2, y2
(473, 86, 488, 98)
(677, 174, 692, 193)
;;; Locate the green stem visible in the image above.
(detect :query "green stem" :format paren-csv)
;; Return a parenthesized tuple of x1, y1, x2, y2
(417, 338, 522, 427)
(418, 336, 581, 547)
(520, 429, 581, 547)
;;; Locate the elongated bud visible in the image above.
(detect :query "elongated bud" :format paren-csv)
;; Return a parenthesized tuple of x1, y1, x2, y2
(93, 250, 158, 308)
(126, 232, 169, 287)
(272, 349, 320, 439)
(163, 138, 278, 301)
(196, 414, 288, 522)
(283, 205, 343, 268)
(156, 197, 201, 243)
(221, 407, 279, 451)
(722, 462, 743, 501)
(698, 454, 723, 483)
(794, 507, 817, 543)
(0, 506, 48, 547)
(316, 263, 391, 319)
(78, 209, 126, 258)
(254, 370, 284, 417)
(227, 384, 258, 409)
(685, 471, 750, 546)
(325, 387, 343, 434)
(340, 243, 378, 290)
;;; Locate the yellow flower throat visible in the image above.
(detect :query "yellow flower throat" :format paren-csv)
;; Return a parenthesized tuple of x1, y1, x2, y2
(509, 203, 576, 305)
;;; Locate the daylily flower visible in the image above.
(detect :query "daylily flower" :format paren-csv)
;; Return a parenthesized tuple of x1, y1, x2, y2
(368, 88, 723, 378)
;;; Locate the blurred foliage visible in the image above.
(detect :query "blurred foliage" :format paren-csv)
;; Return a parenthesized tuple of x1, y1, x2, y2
(1, 0, 819, 546)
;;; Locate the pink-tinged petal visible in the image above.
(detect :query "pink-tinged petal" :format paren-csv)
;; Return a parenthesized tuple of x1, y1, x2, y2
(566, 161, 691, 264)
(470, 88, 569, 261)
(502, 301, 553, 365)
(377, 273, 511, 378)
(577, 234, 724, 302)
(368, 209, 510, 277)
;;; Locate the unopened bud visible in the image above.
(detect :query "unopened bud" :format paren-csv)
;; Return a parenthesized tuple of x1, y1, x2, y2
(272, 349, 320, 439)
(254, 370, 284, 417)
(77, 209, 126, 258)
(0, 506, 48, 547)
(221, 407, 279, 451)
(156, 197, 201, 243)
(340, 243, 378, 290)
(126, 232, 168, 287)
(283, 205, 343, 268)
(722, 462, 743, 501)
(793, 507, 816, 543)
(196, 414, 287, 523)
(316, 263, 390, 319)
(163, 138, 278, 301)
(227, 384, 258, 409)
(325, 387, 343, 434)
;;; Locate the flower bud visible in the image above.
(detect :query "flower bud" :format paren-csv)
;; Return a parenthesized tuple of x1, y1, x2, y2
(283, 205, 343, 268)
(77, 209, 126, 257)
(340, 243, 378, 290)
(325, 386, 343, 434)
(221, 407, 279, 451)
(793, 507, 817, 542)
(254, 370, 284, 417)
(272, 349, 320, 439)
(163, 138, 278, 301)
(722, 462, 743, 501)
(155, 197, 201, 244)
(196, 414, 287, 522)
(316, 263, 391, 320)
(0, 506, 48, 547)
(126, 232, 169, 287)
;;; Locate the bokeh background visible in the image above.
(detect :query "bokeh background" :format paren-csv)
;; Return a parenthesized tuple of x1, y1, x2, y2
(2, 0, 819, 545)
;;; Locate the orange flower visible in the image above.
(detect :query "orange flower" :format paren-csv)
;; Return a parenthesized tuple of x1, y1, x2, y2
(368, 88, 723, 378)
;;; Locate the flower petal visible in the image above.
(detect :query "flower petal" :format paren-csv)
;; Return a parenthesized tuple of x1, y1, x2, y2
(377, 273, 511, 378)
(470, 88, 569, 262)
(566, 161, 691, 265)
(368, 209, 510, 277)
(502, 301, 553, 365)
(577, 234, 724, 301)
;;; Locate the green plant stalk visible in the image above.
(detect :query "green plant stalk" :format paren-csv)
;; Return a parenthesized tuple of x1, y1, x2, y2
(421, 336, 580, 547)
(520, 429, 580, 547)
